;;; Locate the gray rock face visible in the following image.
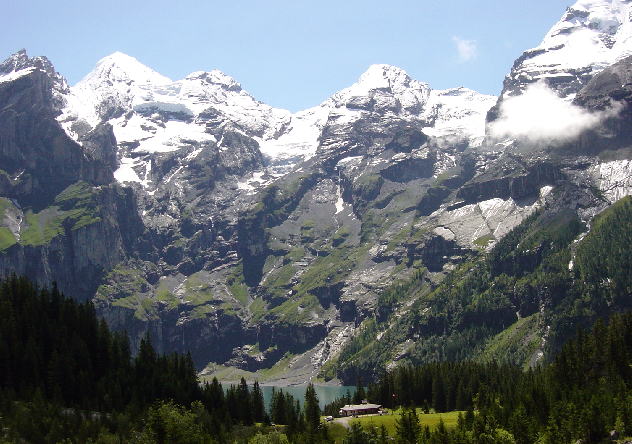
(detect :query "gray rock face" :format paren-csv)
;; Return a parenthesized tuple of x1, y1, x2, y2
(569, 55, 632, 154)
(575, 55, 632, 106)
(456, 157, 560, 203)
(0, 51, 142, 299)
(0, 184, 145, 299)
(1, 8, 632, 384)
(0, 52, 113, 207)
(0, 49, 68, 106)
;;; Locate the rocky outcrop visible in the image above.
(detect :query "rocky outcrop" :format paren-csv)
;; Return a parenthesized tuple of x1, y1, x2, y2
(569, 56, 632, 155)
(405, 231, 469, 273)
(574, 56, 632, 109)
(97, 298, 248, 367)
(0, 54, 142, 301)
(0, 53, 114, 208)
(416, 186, 452, 216)
(0, 184, 144, 299)
(457, 158, 560, 203)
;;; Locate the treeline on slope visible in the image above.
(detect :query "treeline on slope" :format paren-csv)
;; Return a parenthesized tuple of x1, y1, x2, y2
(329, 311, 632, 443)
(329, 196, 632, 384)
(323, 362, 521, 420)
(0, 274, 329, 443)
(0, 275, 199, 413)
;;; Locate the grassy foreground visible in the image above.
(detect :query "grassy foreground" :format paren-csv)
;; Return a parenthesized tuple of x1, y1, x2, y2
(327, 409, 462, 442)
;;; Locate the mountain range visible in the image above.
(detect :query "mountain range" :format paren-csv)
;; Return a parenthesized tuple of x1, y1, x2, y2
(0, 0, 631, 385)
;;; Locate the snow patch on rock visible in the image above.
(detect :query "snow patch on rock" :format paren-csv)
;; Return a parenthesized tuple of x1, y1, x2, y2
(422, 88, 496, 141)
(55, 53, 495, 192)
(437, 186, 552, 248)
(0, 67, 36, 83)
(256, 105, 329, 169)
(592, 159, 632, 203)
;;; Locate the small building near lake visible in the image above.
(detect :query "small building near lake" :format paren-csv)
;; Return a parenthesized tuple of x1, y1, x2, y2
(338, 403, 382, 417)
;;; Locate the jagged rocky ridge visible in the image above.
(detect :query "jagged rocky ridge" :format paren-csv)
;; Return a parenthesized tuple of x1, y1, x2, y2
(0, 0, 631, 385)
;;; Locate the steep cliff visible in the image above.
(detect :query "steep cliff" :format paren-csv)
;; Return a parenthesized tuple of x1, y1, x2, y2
(1, 0, 631, 384)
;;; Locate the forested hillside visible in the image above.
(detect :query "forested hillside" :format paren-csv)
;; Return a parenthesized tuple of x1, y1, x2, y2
(354, 311, 632, 443)
(0, 275, 326, 443)
(0, 273, 630, 442)
(328, 196, 632, 383)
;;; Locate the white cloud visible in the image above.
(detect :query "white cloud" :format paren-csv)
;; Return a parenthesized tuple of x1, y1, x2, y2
(452, 36, 478, 63)
(489, 82, 620, 143)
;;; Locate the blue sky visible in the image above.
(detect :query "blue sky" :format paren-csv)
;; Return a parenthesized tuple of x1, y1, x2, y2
(3, 0, 570, 112)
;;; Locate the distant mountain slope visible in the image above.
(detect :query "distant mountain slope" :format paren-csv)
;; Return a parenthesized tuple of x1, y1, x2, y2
(0, 0, 630, 384)
(328, 196, 632, 383)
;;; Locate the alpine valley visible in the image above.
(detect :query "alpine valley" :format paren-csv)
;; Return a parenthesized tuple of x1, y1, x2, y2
(1, 0, 631, 388)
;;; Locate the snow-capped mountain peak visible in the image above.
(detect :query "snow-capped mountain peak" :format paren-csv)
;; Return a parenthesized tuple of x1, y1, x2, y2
(502, 0, 632, 99)
(52, 52, 495, 190)
(331, 64, 431, 113)
(184, 69, 242, 92)
(321, 65, 494, 143)
(56, 52, 294, 188)
(59, 52, 173, 130)
(356, 64, 423, 90)
(65, 52, 283, 132)
(256, 65, 431, 169)
(85, 52, 171, 86)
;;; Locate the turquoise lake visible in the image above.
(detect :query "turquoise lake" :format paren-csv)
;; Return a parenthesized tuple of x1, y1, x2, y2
(260, 385, 356, 410)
